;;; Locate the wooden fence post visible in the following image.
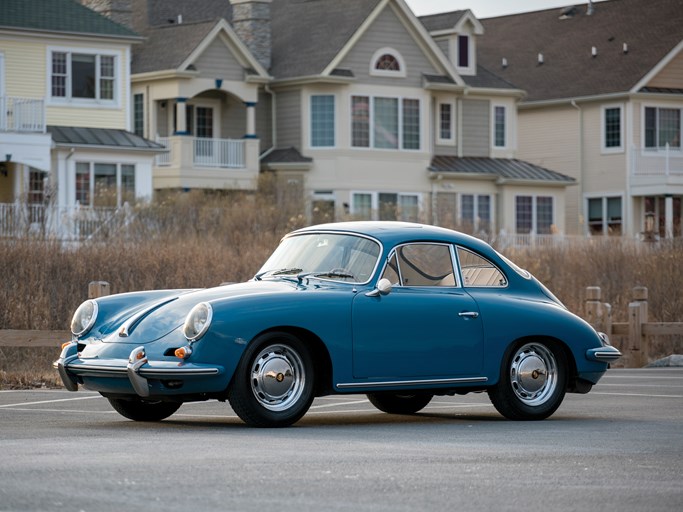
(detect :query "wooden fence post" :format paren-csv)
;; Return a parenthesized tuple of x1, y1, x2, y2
(88, 281, 111, 299)
(585, 286, 611, 335)
(629, 286, 649, 367)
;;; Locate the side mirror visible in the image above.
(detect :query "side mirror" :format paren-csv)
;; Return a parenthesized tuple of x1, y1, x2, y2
(365, 278, 392, 297)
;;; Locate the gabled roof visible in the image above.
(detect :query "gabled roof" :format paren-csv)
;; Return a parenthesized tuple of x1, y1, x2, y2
(0, 0, 139, 39)
(429, 157, 576, 185)
(48, 126, 165, 152)
(419, 9, 483, 36)
(270, 0, 383, 79)
(476, 0, 683, 103)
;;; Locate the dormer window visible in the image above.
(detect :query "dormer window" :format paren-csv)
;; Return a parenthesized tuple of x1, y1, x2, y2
(457, 35, 470, 68)
(370, 47, 406, 77)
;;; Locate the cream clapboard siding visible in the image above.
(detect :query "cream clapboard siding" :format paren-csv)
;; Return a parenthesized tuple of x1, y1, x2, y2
(648, 51, 683, 88)
(517, 106, 581, 234)
(338, 4, 441, 87)
(461, 99, 489, 157)
(2, 38, 46, 98)
(276, 88, 302, 148)
(194, 36, 244, 82)
(581, 102, 627, 193)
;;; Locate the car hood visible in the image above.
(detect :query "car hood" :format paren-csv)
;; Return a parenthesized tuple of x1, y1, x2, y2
(100, 280, 296, 344)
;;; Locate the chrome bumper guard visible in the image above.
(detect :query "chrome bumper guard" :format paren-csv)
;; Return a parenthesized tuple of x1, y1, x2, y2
(54, 342, 221, 397)
(586, 345, 622, 362)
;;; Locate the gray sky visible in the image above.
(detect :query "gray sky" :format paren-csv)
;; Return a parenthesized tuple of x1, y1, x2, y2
(404, 0, 603, 18)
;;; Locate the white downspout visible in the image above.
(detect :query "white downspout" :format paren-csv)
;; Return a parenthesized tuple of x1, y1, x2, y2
(570, 100, 584, 235)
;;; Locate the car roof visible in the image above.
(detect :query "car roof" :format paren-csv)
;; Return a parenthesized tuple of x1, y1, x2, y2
(292, 221, 492, 253)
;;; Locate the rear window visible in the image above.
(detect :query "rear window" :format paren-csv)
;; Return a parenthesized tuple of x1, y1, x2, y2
(457, 247, 507, 287)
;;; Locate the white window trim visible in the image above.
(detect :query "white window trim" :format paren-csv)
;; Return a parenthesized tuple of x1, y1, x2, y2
(351, 191, 422, 221)
(436, 100, 455, 145)
(349, 94, 421, 152)
(46, 46, 121, 108)
(492, 104, 508, 149)
(641, 103, 683, 152)
(452, 34, 476, 76)
(0, 52, 5, 99)
(514, 194, 555, 235)
(171, 99, 220, 137)
(74, 161, 136, 208)
(369, 47, 407, 78)
(459, 193, 493, 232)
(584, 193, 624, 236)
(601, 103, 624, 154)
(309, 94, 336, 149)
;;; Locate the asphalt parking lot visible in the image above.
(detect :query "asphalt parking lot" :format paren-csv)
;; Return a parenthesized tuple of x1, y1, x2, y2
(1, 368, 682, 512)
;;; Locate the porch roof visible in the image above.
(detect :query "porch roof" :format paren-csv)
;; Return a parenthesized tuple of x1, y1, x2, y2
(47, 126, 165, 152)
(429, 156, 575, 185)
(261, 147, 313, 165)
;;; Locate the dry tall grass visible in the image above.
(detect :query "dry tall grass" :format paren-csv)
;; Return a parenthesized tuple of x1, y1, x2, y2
(1, 182, 681, 356)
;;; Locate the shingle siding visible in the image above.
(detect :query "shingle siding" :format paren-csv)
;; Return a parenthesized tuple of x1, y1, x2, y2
(461, 99, 489, 157)
(338, 5, 440, 87)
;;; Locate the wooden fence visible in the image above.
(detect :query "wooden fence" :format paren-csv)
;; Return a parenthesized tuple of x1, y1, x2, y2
(1, 282, 681, 368)
(585, 286, 683, 367)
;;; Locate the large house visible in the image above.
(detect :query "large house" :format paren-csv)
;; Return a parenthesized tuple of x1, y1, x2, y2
(78, 0, 576, 239)
(474, 0, 683, 239)
(0, 0, 162, 238)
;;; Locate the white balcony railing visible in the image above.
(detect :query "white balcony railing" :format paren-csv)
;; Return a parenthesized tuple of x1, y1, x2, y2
(155, 136, 246, 168)
(632, 144, 683, 177)
(0, 96, 46, 133)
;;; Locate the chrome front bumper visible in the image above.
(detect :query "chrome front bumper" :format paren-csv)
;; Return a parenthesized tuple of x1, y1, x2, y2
(54, 342, 222, 397)
(586, 333, 622, 363)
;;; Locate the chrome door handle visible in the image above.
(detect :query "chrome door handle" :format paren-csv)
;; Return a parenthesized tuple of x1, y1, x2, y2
(458, 311, 479, 318)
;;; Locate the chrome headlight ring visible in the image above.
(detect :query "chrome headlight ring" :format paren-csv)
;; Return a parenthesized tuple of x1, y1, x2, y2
(70, 300, 98, 338)
(183, 302, 213, 342)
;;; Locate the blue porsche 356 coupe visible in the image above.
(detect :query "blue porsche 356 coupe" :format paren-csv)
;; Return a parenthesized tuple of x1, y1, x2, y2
(56, 222, 620, 427)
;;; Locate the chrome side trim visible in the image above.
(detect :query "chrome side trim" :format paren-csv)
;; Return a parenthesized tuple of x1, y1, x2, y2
(336, 376, 488, 390)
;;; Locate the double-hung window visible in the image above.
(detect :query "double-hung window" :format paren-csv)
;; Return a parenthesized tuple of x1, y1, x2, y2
(351, 95, 420, 150)
(603, 105, 623, 151)
(493, 105, 506, 148)
(588, 196, 622, 236)
(645, 107, 681, 150)
(438, 102, 454, 144)
(50, 50, 117, 102)
(516, 196, 554, 235)
(311, 95, 335, 147)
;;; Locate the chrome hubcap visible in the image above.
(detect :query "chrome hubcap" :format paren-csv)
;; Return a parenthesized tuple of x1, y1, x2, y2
(250, 344, 305, 411)
(509, 343, 557, 406)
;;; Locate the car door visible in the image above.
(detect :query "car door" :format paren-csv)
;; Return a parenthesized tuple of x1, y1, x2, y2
(351, 243, 484, 380)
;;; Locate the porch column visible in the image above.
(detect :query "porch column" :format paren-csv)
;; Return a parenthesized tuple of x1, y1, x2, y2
(175, 98, 189, 135)
(245, 102, 257, 139)
(664, 195, 674, 239)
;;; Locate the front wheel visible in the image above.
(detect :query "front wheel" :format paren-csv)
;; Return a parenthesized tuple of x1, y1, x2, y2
(488, 340, 567, 420)
(367, 392, 433, 414)
(107, 397, 181, 421)
(228, 332, 315, 427)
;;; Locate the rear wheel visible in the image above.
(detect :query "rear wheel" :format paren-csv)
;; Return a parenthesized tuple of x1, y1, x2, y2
(228, 332, 315, 427)
(107, 397, 181, 421)
(366, 392, 433, 414)
(488, 340, 567, 420)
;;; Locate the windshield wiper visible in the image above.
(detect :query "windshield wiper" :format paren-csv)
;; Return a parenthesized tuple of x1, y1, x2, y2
(254, 268, 303, 281)
(311, 270, 356, 280)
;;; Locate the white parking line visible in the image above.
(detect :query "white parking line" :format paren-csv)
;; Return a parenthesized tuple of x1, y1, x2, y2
(0, 395, 103, 408)
(592, 391, 683, 399)
(309, 399, 369, 409)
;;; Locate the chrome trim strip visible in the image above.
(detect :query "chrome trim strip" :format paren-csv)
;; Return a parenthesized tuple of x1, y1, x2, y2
(336, 376, 488, 389)
(592, 351, 623, 361)
(68, 363, 220, 377)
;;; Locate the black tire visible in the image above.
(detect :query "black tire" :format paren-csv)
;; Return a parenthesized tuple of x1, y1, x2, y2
(228, 332, 315, 427)
(107, 397, 181, 421)
(487, 340, 567, 420)
(366, 392, 433, 415)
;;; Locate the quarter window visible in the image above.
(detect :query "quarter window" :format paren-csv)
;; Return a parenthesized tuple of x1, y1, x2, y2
(381, 244, 455, 287)
(457, 247, 507, 287)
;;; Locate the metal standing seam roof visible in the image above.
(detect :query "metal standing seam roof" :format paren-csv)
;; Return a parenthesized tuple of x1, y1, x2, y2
(429, 156, 576, 184)
(0, 0, 140, 38)
(47, 126, 166, 151)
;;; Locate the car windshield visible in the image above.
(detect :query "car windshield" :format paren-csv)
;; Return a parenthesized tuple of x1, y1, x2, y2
(256, 233, 381, 284)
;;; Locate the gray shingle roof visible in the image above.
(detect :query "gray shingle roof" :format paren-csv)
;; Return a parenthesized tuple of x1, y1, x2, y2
(429, 157, 575, 184)
(261, 147, 313, 164)
(0, 0, 139, 39)
(418, 10, 468, 32)
(270, 0, 382, 79)
(461, 65, 518, 90)
(48, 126, 165, 151)
(132, 20, 218, 74)
(476, 0, 683, 102)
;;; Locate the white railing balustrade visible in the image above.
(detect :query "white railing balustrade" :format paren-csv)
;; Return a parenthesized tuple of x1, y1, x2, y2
(631, 144, 683, 177)
(193, 138, 245, 168)
(156, 137, 171, 166)
(0, 96, 46, 133)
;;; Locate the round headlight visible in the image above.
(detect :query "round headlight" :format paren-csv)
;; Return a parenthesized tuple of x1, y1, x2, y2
(183, 302, 213, 341)
(70, 300, 98, 337)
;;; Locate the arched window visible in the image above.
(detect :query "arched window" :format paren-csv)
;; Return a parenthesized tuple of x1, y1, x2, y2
(375, 54, 400, 71)
(370, 48, 406, 77)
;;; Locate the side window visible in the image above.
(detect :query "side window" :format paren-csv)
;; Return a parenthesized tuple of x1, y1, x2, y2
(381, 244, 455, 287)
(457, 247, 507, 287)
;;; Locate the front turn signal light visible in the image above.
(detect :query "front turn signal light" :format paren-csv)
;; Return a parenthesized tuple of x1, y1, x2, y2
(175, 346, 192, 359)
